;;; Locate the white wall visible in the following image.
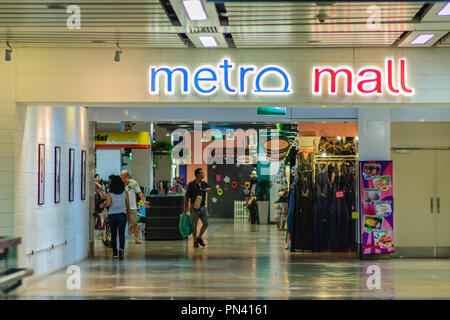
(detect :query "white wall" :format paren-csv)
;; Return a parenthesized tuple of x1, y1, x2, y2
(153, 126, 172, 189)
(358, 108, 391, 161)
(127, 122, 151, 189)
(96, 149, 121, 181)
(0, 56, 16, 237)
(132, 149, 151, 189)
(13, 47, 450, 106)
(14, 105, 90, 285)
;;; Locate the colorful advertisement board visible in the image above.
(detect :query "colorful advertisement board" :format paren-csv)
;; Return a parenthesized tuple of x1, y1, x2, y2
(360, 161, 394, 255)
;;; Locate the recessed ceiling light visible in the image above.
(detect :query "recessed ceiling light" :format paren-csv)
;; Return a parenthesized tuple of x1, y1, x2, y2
(411, 34, 435, 45)
(198, 36, 217, 47)
(46, 4, 66, 10)
(438, 2, 450, 16)
(183, 0, 207, 21)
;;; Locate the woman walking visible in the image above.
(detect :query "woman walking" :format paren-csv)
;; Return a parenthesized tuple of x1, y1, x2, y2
(105, 175, 131, 260)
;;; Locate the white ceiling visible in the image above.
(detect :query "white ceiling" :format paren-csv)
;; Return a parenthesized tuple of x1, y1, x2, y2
(0, 0, 448, 48)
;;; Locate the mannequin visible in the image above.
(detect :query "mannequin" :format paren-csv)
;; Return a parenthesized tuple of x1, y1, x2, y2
(248, 170, 259, 224)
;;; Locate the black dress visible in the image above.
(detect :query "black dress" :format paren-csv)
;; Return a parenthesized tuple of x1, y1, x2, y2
(329, 163, 350, 250)
(293, 153, 314, 251)
(345, 164, 356, 250)
(313, 164, 330, 252)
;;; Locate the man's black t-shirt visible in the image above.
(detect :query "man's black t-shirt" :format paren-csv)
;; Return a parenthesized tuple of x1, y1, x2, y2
(186, 180, 210, 208)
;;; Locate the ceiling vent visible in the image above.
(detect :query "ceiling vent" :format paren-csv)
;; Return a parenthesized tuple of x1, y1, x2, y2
(188, 26, 219, 34)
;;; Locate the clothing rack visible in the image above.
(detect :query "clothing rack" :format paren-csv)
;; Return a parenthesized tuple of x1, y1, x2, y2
(314, 155, 357, 160)
(313, 155, 357, 180)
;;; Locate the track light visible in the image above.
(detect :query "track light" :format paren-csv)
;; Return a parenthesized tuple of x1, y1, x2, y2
(114, 43, 122, 62)
(5, 42, 12, 61)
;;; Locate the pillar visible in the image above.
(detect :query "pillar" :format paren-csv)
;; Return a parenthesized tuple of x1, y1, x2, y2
(358, 108, 391, 161)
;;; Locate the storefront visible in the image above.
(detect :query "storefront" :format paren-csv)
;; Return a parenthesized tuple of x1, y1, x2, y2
(3, 46, 450, 282)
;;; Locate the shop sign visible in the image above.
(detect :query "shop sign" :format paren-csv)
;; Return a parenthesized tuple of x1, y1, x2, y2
(359, 161, 395, 255)
(150, 58, 291, 95)
(95, 131, 150, 149)
(313, 58, 414, 96)
(149, 58, 414, 97)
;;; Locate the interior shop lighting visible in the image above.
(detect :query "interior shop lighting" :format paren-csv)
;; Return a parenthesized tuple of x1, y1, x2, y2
(393, 149, 411, 154)
(321, 152, 327, 158)
(438, 2, 450, 16)
(337, 136, 341, 141)
(355, 136, 359, 141)
(5, 42, 12, 61)
(198, 36, 217, 47)
(114, 43, 122, 62)
(183, 0, 207, 21)
(410, 34, 435, 45)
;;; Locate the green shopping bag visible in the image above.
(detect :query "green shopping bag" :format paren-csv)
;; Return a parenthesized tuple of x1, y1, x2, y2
(179, 212, 192, 238)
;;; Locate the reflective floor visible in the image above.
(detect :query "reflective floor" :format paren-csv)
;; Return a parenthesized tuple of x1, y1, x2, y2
(17, 219, 450, 299)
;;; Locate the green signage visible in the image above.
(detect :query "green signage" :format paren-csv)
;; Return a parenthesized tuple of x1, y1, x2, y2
(257, 107, 286, 116)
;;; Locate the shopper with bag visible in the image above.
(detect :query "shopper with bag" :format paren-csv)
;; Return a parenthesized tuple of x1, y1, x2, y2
(121, 170, 150, 244)
(105, 175, 131, 260)
(184, 168, 212, 248)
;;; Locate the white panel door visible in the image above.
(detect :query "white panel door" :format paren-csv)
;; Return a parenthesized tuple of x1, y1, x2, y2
(436, 150, 450, 256)
(392, 150, 437, 250)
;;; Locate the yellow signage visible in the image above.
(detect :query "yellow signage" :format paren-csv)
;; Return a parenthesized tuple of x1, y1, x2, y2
(95, 131, 149, 149)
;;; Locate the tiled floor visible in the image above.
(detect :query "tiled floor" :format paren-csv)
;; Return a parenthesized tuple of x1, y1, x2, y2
(16, 219, 450, 299)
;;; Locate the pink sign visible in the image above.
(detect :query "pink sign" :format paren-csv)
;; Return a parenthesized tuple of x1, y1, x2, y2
(360, 161, 394, 255)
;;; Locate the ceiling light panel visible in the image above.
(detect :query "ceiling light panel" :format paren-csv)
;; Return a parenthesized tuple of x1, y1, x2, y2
(398, 31, 447, 47)
(198, 35, 217, 47)
(183, 0, 207, 21)
(411, 34, 435, 45)
(438, 1, 450, 16)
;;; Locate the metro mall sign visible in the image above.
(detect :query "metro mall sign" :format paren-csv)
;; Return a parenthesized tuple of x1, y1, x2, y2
(313, 58, 414, 96)
(149, 58, 414, 97)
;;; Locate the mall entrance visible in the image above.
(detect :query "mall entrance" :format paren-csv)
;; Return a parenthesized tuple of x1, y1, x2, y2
(92, 109, 360, 258)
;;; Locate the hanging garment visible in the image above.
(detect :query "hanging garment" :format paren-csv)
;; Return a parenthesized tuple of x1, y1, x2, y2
(286, 186, 296, 249)
(298, 152, 313, 172)
(294, 168, 314, 251)
(329, 163, 350, 251)
(345, 164, 356, 250)
(287, 147, 298, 167)
(313, 163, 330, 252)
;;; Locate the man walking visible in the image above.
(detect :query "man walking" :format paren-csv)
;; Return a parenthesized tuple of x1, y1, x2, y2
(184, 168, 212, 248)
(120, 170, 150, 244)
